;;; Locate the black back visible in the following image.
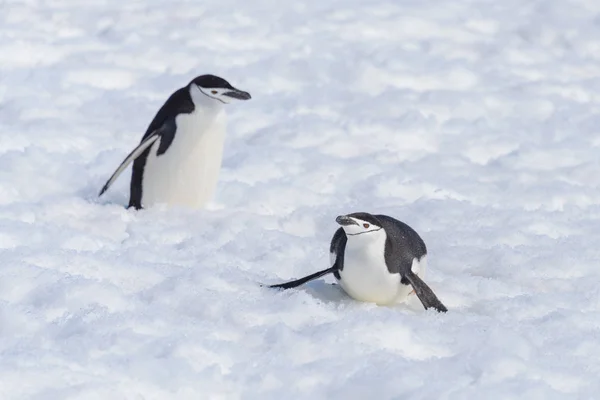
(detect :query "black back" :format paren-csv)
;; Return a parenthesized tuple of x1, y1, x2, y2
(378, 215, 427, 278)
(128, 87, 195, 209)
(329, 214, 427, 280)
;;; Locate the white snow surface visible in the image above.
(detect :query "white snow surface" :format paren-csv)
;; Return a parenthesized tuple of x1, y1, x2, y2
(2, 0, 600, 398)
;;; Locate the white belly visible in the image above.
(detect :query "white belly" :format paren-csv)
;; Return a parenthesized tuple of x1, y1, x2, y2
(141, 109, 226, 209)
(336, 242, 427, 305)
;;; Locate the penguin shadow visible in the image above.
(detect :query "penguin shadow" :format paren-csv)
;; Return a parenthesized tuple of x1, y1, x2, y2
(93, 194, 128, 208)
(265, 280, 441, 312)
(268, 280, 351, 304)
(78, 181, 126, 208)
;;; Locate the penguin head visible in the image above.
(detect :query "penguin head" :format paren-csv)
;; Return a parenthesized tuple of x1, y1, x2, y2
(336, 213, 385, 240)
(190, 74, 251, 105)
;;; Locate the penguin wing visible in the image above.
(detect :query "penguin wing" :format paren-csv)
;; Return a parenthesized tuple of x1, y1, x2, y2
(403, 271, 447, 313)
(269, 228, 346, 290)
(98, 120, 174, 197)
(329, 228, 347, 269)
(268, 266, 337, 290)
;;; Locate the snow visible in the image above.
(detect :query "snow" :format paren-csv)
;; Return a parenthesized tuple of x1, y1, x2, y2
(2, 0, 600, 398)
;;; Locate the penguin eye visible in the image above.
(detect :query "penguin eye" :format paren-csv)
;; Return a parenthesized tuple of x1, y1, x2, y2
(363, 223, 370, 229)
(211, 90, 218, 94)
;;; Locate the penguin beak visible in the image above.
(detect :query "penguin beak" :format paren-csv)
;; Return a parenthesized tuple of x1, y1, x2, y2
(336, 215, 358, 226)
(223, 89, 251, 101)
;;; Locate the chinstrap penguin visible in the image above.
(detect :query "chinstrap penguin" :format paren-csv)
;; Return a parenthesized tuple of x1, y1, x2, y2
(98, 74, 251, 210)
(269, 212, 447, 312)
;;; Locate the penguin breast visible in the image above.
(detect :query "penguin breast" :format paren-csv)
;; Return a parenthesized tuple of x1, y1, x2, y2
(337, 234, 408, 305)
(141, 108, 227, 208)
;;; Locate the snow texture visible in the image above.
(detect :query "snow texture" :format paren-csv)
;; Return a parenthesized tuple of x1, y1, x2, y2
(2, 0, 600, 398)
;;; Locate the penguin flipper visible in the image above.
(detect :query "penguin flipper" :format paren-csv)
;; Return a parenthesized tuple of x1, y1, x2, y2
(98, 132, 161, 197)
(403, 271, 448, 313)
(269, 266, 337, 290)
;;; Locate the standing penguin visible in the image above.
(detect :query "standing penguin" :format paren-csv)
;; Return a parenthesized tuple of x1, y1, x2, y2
(98, 74, 251, 209)
(269, 212, 447, 312)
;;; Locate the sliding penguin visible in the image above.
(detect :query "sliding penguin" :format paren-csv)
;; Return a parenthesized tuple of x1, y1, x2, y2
(270, 212, 447, 312)
(98, 74, 251, 209)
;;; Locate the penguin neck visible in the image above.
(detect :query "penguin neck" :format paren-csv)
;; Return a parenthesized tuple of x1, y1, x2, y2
(345, 230, 387, 258)
(189, 84, 226, 114)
